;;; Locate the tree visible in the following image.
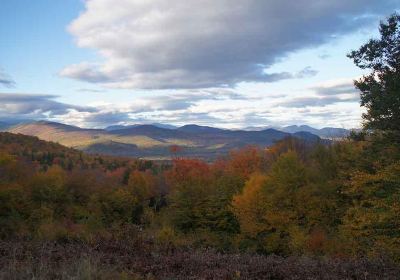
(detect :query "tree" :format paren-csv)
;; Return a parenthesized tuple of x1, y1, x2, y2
(348, 14, 400, 134)
(233, 150, 341, 255)
(225, 146, 266, 180)
(165, 159, 239, 235)
(165, 159, 213, 232)
(128, 170, 155, 202)
(232, 174, 269, 239)
(340, 162, 400, 261)
(232, 151, 311, 254)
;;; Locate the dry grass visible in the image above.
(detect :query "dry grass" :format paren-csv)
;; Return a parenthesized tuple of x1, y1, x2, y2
(1, 238, 399, 280)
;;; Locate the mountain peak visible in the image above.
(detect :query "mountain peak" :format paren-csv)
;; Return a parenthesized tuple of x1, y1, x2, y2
(177, 124, 225, 133)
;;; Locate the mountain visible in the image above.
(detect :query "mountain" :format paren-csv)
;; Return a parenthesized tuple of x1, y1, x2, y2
(317, 127, 352, 138)
(151, 123, 177, 130)
(0, 119, 32, 131)
(0, 122, 10, 131)
(10, 121, 106, 148)
(8, 121, 323, 160)
(106, 123, 177, 131)
(291, 131, 322, 142)
(281, 125, 350, 139)
(177, 124, 226, 134)
(105, 125, 129, 131)
(243, 124, 351, 138)
(282, 125, 320, 134)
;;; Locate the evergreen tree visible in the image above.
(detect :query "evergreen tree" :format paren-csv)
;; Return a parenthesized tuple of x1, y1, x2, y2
(348, 14, 400, 136)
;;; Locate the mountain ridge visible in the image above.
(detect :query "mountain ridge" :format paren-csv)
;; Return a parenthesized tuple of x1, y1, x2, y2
(8, 121, 335, 160)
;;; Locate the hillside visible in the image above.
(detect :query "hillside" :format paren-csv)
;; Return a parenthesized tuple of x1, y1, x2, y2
(0, 131, 146, 171)
(9, 121, 323, 160)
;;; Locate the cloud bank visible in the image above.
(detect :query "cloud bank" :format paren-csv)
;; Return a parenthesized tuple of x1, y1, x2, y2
(60, 0, 397, 89)
(0, 80, 362, 129)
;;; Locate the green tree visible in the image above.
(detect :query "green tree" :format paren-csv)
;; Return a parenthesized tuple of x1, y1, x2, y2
(165, 159, 239, 235)
(340, 162, 400, 261)
(348, 14, 400, 135)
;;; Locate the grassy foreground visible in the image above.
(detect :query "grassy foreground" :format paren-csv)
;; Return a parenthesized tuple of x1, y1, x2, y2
(1, 234, 399, 280)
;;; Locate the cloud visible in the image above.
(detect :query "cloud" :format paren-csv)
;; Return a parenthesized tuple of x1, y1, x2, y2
(277, 95, 359, 108)
(312, 81, 358, 96)
(0, 70, 16, 88)
(61, 0, 398, 89)
(296, 67, 319, 79)
(277, 80, 360, 108)
(0, 82, 363, 129)
(59, 109, 131, 127)
(77, 88, 107, 93)
(123, 88, 254, 114)
(318, 53, 331, 60)
(0, 93, 94, 119)
(253, 67, 318, 83)
(0, 89, 254, 128)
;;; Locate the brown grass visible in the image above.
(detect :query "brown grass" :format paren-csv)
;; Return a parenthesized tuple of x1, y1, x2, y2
(1, 237, 399, 280)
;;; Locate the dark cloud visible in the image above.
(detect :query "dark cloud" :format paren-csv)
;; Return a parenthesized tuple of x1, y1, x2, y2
(79, 111, 131, 126)
(249, 67, 319, 83)
(256, 67, 318, 83)
(127, 89, 254, 113)
(0, 93, 94, 118)
(312, 82, 358, 96)
(277, 81, 360, 108)
(296, 67, 319, 79)
(61, 0, 398, 89)
(0, 70, 16, 88)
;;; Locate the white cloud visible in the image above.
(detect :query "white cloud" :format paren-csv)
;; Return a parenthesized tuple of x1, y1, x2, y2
(61, 0, 398, 89)
(0, 80, 364, 129)
(60, 79, 363, 128)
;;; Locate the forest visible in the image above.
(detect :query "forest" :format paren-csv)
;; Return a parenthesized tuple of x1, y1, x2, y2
(0, 13, 400, 280)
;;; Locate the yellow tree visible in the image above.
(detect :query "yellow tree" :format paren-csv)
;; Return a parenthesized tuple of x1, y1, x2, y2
(233, 151, 313, 254)
(232, 173, 269, 238)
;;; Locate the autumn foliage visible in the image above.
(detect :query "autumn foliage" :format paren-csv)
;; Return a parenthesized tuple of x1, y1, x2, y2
(1, 131, 400, 264)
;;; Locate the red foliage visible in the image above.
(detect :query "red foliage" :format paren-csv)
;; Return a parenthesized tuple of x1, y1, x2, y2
(225, 146, 266, 179)
(165, 158, 212, 189)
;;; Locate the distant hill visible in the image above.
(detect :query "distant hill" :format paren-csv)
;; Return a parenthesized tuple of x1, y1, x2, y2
(9, 121, 324, 160)
(245, 124, 352, 139)
(0, 122, 10, 131)
(106, 123, 177, 131)
(177, 124, 226, 134)
(281, 125, 350, 139)
(10, 121, 106, 148)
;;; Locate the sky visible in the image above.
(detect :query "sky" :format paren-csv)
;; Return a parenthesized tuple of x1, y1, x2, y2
(0, 0, 399, 129)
